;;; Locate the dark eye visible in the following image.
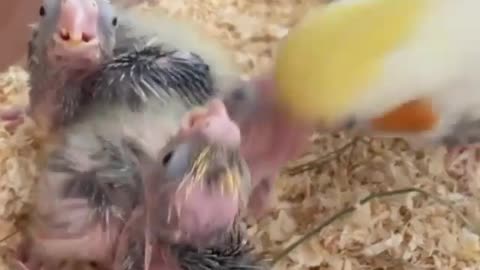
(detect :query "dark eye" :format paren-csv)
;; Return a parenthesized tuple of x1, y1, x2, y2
(39, 5, 46, 16)
(231, 87, 247, 102)
(162, 151, 173, 165)
(112, 17, 118, 26)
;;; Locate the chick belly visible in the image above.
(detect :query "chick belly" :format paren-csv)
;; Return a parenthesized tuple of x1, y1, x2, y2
(24, 173, 132, 268)
(26, 196, 123, 266)
(29, 216, 121, 263)
(114, 236, 183, 270)
(172, 180, 240, 245)
(113, 209, 183, 270)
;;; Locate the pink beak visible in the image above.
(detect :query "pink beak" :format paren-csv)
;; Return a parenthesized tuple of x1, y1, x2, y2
(49, 0, 102, 67)
(56, 0, 99, 46)
(180, 99, 242, 149)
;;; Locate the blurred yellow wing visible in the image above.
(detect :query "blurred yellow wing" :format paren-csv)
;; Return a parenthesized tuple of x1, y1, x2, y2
(274, 0, 428, 124)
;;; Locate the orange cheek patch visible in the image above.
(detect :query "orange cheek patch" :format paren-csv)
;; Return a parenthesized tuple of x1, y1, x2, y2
(371, 99, 439, 133)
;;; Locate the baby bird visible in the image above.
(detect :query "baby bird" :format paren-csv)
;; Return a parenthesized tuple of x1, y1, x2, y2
(1, 0, 118, 132)
(2, 0, 238, 132)
(16, 43, 245, 270)
(113, 99, 255, 270)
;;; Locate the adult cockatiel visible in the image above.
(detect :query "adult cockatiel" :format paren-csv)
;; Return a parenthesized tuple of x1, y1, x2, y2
(270, 0, 480, 166)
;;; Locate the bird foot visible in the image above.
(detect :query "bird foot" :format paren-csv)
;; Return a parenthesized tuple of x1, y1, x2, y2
(8, 237, 45, 270)
(444, 144, 480, 178)
(0, 106, 25, 134)
(247, 178, 274, 220)
(8, 252, 42, 270)
(8, 260, 31, 270)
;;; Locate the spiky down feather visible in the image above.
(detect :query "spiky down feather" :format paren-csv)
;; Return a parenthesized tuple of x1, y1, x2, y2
(85, 46, 215, 111)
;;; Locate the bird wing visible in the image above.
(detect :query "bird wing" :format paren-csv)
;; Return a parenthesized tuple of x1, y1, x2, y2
(86, 46, 217, 111)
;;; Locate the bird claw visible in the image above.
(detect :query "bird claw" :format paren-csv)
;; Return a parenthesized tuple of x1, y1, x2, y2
(0, 106, 25, 134)
(8, 260, 31, 270)
(247, 177, 274, 219)
(144, 213, 153, 270)
(8, 251, 42, 270)
(444, 144, 480, 178)
(143, 240, 152, 270)
(4, 237, 40, 270)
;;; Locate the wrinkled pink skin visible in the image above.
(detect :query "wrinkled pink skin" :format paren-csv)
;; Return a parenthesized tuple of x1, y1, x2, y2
(114, 213, 183, 270)
(29, 201, 120, 262)
(179, 99, 241, 148)
(114, 207, 182, 270)
(128, 245, 184, 270)
(49, 0, 103, 69)
(7, 2, 110, 264)
(174, 99, 242, 244)
(113, 101, 245, 270)
(0, 106, 24, 133)
(14, 170, 124, 270)
(160, 179, 240, 245)
(0, 0, 104, 133)
(227, 75, 315, 218)
(149, 100, 243, 246)
(20, 219, 120, 269)
(113, 207, 197, 270)
(144, 177, 241, 249)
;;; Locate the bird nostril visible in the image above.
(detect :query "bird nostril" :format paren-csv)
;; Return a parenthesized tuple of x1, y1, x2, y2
(82, 33, 93, 43)
(59, 31, 70, 41)
(57, 31, 93, 43)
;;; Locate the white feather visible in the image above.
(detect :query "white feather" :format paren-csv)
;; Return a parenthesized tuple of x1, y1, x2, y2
(348, 0, 480, 142)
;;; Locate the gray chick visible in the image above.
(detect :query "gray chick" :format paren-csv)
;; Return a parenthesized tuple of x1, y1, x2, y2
(0, 0, 311, 224)
(4, 2, 267, 269)
(1, 0, 118, 132)
(16, 37, 245, 270)
(2, 0, 239, 132)
(17, 101, 193, 270)
(112, 99, 264, 270)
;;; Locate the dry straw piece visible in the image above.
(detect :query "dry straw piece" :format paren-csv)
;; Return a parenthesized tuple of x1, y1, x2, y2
(2, 1, 480, 269)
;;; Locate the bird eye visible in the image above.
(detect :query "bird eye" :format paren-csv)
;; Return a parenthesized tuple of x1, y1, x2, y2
(231, 87, 248, 103)
(112, 17, 118, 26)
(163, 143, 192, 182)
(39, 5, 46, 16)
(162, 151, 173, 165)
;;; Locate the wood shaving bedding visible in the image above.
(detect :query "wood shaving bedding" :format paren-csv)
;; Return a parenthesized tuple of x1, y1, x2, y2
(1, 1, 480, 269)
